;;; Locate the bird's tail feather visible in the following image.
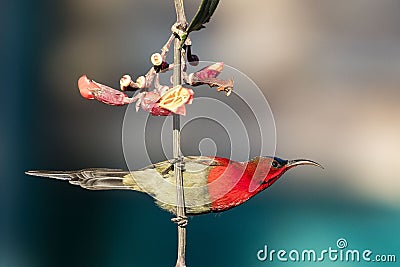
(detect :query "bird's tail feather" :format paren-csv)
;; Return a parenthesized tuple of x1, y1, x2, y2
(26, 168, 141, 191)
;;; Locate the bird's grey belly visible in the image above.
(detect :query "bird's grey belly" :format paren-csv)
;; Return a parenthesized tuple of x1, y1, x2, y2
(131, 162, 212, 215)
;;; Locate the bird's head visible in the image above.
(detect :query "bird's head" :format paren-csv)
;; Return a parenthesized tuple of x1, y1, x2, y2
(251, 156, 323, 188)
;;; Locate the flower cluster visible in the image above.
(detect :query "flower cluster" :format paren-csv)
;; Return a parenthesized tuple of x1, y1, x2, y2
(77, 35, 233, 116)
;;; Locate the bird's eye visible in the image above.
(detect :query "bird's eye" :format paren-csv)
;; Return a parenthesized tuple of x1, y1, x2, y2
(271, 161, 279, 168)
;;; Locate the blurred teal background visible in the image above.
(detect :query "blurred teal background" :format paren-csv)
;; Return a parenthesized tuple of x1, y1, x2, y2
(1, 0, 400, 266)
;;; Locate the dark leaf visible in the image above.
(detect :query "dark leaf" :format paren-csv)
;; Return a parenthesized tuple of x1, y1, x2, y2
(181, 0, 220, 44)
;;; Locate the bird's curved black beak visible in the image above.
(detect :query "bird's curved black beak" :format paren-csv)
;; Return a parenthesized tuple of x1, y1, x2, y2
(287, 159, 324, 169)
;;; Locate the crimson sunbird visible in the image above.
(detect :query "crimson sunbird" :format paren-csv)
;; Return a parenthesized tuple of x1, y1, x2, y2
(26, 156, 321, 215)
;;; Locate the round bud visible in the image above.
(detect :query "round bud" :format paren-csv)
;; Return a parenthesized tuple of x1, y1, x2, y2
(188, 54, 199, 66)
(136, 76, 146, 89)
(120, 74, 132, 89)
(151, 53, 163, 66)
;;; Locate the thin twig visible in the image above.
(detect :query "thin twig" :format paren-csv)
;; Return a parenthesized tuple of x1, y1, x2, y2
(161, 34, 175, 61)
(173, 1, 187, 267)
(174, 0, 187, 25)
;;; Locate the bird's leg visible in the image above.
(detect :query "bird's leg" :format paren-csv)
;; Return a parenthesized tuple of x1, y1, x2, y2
(161, 164, 174, 177)
(171, 215, 188, 228)
(161, 155, 185, 177)
(170, 155, 185, 171)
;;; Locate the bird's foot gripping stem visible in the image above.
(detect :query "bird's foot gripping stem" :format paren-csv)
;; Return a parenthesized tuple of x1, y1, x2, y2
(161, 156, 186, 176)
(171, 215, 188, 228)
(170, 155, 185, 171)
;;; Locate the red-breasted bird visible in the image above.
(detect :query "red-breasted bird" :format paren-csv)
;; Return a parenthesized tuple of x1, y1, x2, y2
(26, 156, 321, 215)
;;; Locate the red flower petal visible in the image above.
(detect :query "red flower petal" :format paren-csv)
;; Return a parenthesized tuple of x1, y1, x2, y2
(77, 75, 131, 106)
(141, 92, 161, 112)
(78, 75, 95, 99)
(193, 62, 224, 80)
(150, 104, 172, 116)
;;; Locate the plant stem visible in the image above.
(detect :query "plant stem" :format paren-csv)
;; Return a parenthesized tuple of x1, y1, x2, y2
(174, 0, 187, 24)
(173, 1, 187, 267)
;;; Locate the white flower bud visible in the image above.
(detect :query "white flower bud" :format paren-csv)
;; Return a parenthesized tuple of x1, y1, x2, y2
(136, 76, 146, 89)
(151, 53, 163, 66)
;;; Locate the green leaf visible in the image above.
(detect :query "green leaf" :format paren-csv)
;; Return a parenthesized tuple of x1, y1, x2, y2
(181, 0, 220, 45)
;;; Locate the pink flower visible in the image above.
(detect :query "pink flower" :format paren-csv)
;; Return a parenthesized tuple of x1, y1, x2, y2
(78, 75, 132, 106)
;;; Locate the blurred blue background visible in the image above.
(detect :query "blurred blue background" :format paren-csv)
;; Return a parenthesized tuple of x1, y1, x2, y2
(1, 0, 400, 266)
